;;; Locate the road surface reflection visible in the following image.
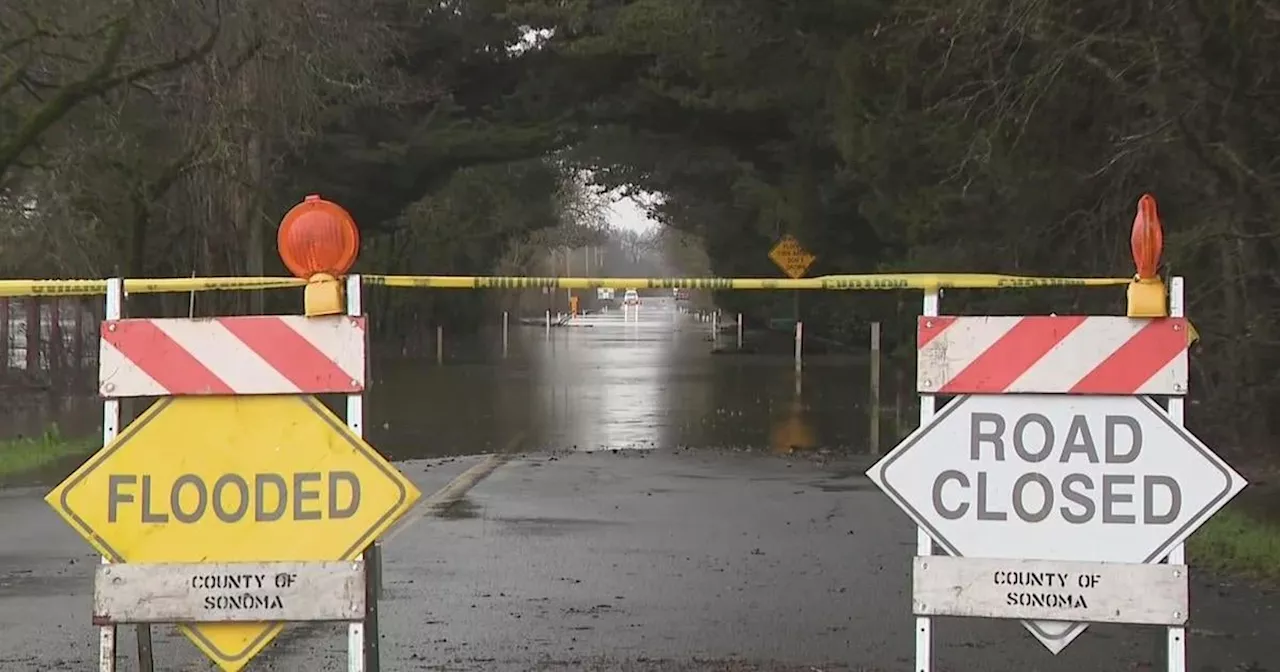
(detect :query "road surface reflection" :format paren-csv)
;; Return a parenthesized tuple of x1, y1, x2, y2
(2, 298, 897, 463)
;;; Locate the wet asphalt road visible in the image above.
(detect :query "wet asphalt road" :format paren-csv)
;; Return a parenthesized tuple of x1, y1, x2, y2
(2, 300, 1279, 671)
(5, 450, 1280, 671)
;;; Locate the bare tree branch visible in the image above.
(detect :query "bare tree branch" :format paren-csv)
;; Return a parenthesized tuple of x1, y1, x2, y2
(0, 8, 222, 179)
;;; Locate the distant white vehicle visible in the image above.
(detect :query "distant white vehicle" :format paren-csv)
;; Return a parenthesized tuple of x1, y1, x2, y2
(623, 289, 640, 306)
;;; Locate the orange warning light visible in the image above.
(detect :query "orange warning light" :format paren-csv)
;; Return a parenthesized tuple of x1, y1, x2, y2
(1131, 194, 1163, 280)
(277, 194, 360, 279)
(278, 194, 359, 317)
(1126, 194, 1167, 318)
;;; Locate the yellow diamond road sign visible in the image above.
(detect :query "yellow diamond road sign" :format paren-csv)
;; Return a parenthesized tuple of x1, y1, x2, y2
(46, 395, 422, 672)
(768, 234, 816, 279)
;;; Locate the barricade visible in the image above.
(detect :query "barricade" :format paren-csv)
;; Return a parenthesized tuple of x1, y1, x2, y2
(43, 196, 422, 672)
(865, 195, 1245, 671)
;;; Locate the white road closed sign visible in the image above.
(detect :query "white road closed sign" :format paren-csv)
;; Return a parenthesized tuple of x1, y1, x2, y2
(867, 393, 1246, 652)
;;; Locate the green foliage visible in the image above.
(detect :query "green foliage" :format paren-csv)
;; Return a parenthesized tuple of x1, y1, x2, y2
(514, 0, 1280, 450)
(1190, 504, 1280, 585)
(4, 0, 1280, 454)
(0, 424, 97, 477)
(361, 159, 575, 342)
(0, 0, 584, 319)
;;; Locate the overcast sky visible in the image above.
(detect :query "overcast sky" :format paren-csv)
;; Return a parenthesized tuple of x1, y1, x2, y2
(607, 192, 660, 234)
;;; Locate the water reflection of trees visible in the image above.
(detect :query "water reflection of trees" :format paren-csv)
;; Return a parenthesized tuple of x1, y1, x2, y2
(0, 298, 99, 393)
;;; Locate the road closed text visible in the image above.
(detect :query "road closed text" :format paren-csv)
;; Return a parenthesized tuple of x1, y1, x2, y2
(930, 411, 1182, 525)
(105, 471, 362, 524)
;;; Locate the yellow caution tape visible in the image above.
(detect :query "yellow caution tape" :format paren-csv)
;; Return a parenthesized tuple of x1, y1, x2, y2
(126, 277, 306, 294)
(0, 279, 108, 296)
(0, 277, 305, 297)
(0, 273, 1133, 297)
(362, 273, 1134, 291)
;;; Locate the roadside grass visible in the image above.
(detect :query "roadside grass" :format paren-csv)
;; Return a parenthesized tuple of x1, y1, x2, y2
(1189, 502, 1280, 585)
(0, 425, 98, 479)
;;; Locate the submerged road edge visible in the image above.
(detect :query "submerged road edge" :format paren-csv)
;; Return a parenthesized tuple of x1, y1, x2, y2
(249, 443, 523, 661)
(381, 435, 523, 544)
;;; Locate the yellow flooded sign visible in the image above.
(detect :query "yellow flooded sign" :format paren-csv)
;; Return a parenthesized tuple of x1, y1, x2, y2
(46, 395, 421, 671)
(768, 234, 817, 279)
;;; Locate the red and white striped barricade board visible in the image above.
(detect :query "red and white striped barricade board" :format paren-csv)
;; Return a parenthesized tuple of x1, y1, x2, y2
(917, 315, 1188, 395)
(99, 315, 366, 397)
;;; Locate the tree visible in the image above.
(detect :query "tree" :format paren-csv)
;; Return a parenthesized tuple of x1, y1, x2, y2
(0, 0, 585, 320)
(503, 0, 1280, 450)
(0, 0, 219, 181)
(5, 0, 1280, 452)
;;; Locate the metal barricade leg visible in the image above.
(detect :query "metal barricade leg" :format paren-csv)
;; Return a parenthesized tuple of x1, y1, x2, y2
(98, 279, 123, 672)
(914, 288, 940, 672)
(1165, 277, 1188, 672)
(363, 547, 381, 671)
(345, 274, 377, 672)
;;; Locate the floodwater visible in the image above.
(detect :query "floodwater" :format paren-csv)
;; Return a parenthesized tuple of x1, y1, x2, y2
(0, 297, 906, 463)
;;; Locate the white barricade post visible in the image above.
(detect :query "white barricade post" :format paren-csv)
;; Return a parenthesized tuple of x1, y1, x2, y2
(794, 321, 803, 370)
(865, 195, 1246, 671)
(45, 194, 422, 672)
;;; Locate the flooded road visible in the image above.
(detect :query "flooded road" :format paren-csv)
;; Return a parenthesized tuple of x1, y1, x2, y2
(368, 297, 878, 459)
(3, 299, 1279, 671)
(3, 297, 886, 460)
